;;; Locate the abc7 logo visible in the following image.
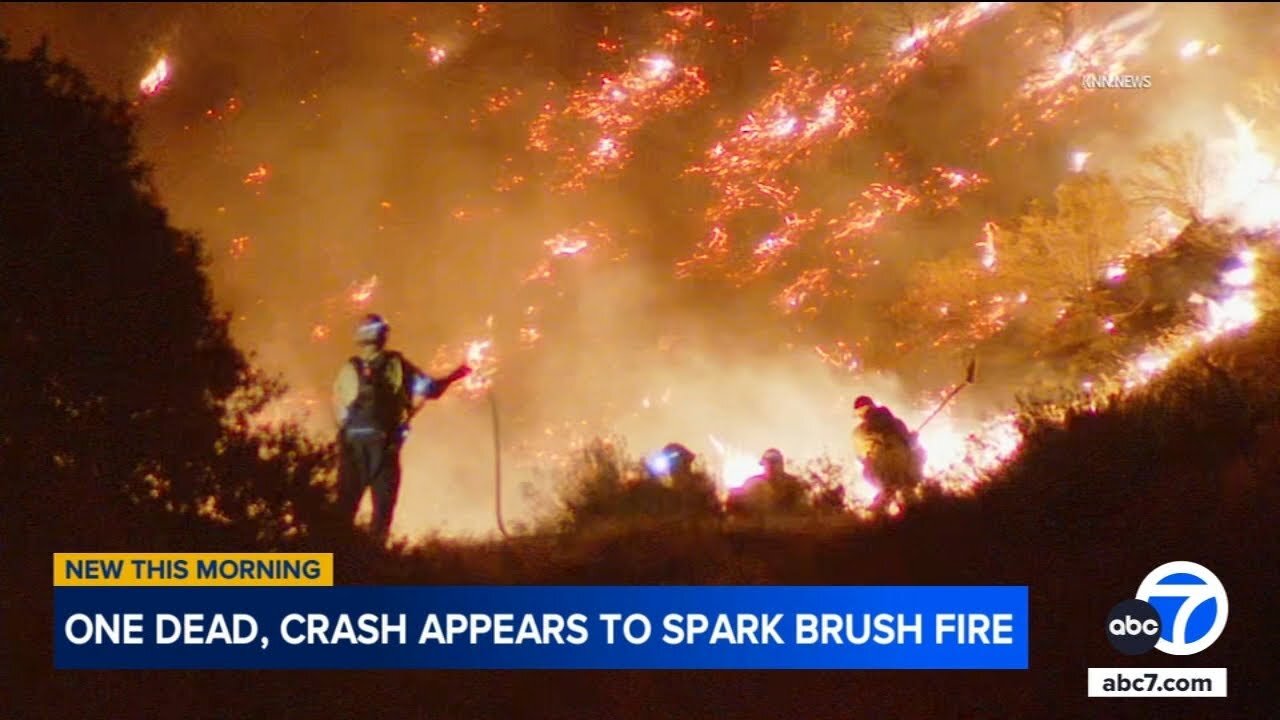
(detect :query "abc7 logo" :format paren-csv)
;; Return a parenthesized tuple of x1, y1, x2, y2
(1106, 561, 1229, 656)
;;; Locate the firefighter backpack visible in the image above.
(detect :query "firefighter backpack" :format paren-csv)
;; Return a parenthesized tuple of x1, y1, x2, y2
(345, 352, 404, 434)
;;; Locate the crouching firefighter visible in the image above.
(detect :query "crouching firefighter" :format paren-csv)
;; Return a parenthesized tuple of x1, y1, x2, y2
(331, 313, 472, 542)
(852, 395, 926, 513)
(727, 448, 807, 518)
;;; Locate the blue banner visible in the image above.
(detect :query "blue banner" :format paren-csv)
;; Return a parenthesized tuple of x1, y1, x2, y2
(55, 586, 1029, 670)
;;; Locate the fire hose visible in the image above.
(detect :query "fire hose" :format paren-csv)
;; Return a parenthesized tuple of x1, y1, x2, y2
(490, 388, 509, 540)
(402, 376, 509, 540)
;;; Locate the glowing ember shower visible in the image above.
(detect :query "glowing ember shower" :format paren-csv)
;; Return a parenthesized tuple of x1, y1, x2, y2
(527, 26, 710, 192)
(893, 2, 1009, 54)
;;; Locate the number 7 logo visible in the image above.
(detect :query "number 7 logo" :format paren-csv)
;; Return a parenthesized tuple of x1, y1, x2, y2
(1135, 561, 1229, 656)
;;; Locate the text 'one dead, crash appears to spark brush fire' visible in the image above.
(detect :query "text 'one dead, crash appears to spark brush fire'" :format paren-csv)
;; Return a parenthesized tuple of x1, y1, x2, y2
(6, 2, 1279, 539)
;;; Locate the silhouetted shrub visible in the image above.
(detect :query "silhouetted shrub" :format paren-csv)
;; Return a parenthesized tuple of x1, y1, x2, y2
(551, 437, 724, 532)
(0, 38, 336, 553)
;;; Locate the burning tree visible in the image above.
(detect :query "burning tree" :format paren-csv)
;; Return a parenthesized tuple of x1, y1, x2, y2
(1008, 173, 1130, 312)
(895, 173, 1130, 362)
(1126, 136, 1209, 226)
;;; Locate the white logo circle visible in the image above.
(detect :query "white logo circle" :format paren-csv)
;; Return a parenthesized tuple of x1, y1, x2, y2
(1135, 561, 1228, 656)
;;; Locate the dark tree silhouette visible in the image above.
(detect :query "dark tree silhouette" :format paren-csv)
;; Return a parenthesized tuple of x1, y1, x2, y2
(0, 36, 338, 556)
(0, 39, 360, 720)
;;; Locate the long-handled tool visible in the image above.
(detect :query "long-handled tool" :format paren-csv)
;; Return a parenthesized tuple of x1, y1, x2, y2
(914, 357, 978, 434)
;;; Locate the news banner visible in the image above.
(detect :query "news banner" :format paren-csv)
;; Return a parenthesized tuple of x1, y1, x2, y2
(54, 553, 1027, 670)
(52, 552, 1228, 697)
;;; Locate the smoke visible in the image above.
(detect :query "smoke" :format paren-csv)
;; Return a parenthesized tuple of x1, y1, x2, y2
(6, 3, 1279, 539)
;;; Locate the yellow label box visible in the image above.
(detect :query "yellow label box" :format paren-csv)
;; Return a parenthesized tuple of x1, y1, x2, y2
(53, 553, 333, 587)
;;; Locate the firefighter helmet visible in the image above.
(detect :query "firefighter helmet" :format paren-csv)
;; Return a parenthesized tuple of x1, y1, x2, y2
(355, 313, 389, 347)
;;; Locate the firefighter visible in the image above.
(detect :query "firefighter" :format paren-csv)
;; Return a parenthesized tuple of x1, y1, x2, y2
(852, 395, 925, 512)
(657, 442, 698, 481)
(331, 313, 471, 542)
(727, 448, 808, 517)
(648, 442, 720, 519)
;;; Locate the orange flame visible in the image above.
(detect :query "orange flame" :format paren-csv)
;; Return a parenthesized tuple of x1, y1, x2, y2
(243, 164, 270, 185)
(139, 57, 169, 95)
(348, 275, 378, 307)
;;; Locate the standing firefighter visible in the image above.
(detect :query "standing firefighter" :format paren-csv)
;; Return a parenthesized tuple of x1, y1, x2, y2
(332, 313, 471, 542)
(852, 395, 925, 512)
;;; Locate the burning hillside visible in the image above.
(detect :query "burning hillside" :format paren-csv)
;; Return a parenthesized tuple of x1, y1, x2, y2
(5, 2, 1279, 537)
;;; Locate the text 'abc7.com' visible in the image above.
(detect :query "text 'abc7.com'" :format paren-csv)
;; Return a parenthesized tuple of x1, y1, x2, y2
(1088, 561, 1229, 698)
